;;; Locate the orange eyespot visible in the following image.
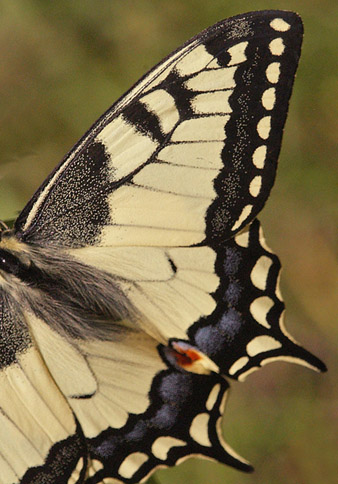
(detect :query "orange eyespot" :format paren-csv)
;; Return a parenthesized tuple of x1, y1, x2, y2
(171, 342, 202, 369)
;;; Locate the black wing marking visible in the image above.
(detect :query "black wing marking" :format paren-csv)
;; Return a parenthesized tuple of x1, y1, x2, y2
(85, 370, 251, 483)
(189, 219, 326, 379)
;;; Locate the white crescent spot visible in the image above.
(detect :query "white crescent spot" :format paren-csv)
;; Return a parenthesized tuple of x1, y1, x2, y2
(269, 38, 285, 56)
(246, 336, 282, 357)
(249, 175, 262, 197)
(250, 296, 274, 328)
(270, 18, 291, 32)
(252, 145, 267, 168)
(189, 413, 212, 447)
(262, 87, 276, 110)
(152, 436, 186, 460)
(257, 116, 271, 140)
(266, 62, 281, 84)
(228, 356, 249, 375)
(206, 383, 221, 410)
(250, 255, 273, 290)
(119, 452, 149, 479)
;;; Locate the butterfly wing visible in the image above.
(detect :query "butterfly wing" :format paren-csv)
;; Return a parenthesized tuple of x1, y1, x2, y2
(0, 9, 325, 484)
(0, 292, 87, 484)
(25, 312, 249, 483)
(189, 218, 326, 379)
(17, 11, 300, 248)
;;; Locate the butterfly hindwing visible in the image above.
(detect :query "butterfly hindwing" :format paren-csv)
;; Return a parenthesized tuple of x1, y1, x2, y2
(0, 292, 87, 484)
(189, 219, 326, 380)
(25, 311, 250, 483)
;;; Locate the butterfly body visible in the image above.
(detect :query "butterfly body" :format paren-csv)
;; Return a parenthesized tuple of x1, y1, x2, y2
(0, 10, 325, 484)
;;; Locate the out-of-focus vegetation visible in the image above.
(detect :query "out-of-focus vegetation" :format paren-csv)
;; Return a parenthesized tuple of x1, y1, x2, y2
(0, 1, 336, 483)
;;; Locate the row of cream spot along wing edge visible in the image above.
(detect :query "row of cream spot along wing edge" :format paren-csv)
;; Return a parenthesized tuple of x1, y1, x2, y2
(228, 17, 293, 378)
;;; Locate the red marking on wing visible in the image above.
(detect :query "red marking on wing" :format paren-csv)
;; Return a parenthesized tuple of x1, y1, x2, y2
(172, 341, 202, 368)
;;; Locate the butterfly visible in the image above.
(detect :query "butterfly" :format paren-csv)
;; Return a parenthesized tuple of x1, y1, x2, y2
(0, 9, 326, 484)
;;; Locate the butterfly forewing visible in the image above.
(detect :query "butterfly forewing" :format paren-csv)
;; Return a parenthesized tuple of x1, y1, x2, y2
(0, 10, 325, 484)
(17, 10, 301, 249)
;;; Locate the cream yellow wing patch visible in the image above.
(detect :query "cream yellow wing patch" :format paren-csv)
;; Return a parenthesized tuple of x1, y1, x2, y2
(70, 245, 219, 342)
(27, 311, 166, 439)
(0, 345, 85, 483)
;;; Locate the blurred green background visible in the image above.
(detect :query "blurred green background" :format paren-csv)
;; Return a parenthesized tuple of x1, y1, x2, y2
(0, 1, 336, 483)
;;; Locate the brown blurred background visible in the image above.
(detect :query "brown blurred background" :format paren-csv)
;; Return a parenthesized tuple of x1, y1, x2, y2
(0, 1, 336, 483)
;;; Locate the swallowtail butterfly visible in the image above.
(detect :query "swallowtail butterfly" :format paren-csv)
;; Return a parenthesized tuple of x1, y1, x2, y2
(0, 10, 326, 484)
